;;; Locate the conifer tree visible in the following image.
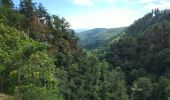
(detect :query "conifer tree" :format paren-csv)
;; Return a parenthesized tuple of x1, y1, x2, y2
(1, 0, 14, 8)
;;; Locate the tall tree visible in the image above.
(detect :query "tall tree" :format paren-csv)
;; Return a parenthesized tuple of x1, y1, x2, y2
(1, 0, 14, 8)
(36, 3, 48, 23)
(19, 0, 35, 36)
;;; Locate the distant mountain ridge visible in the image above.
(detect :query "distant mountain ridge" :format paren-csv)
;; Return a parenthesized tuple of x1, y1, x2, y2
(75, 29, 89, 33)
(77, 27, 126, 50)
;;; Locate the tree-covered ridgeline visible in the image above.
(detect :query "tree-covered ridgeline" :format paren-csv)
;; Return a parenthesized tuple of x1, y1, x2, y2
(107, 9, 170, 100)
(77, 27, 125, 50)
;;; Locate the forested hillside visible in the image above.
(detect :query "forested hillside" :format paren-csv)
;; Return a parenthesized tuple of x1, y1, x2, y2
(78, 27, 125, 50)
(0, 0, 128, 100)
(1, 0, 170, 100)
(106, 9, 170, 100)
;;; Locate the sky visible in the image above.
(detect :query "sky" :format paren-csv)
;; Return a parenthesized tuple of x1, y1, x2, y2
(13, 0, 170, 30)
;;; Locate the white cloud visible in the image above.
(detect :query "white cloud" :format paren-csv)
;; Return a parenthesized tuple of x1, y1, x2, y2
(159, 0, 170, 9)
(140, 0, 157, 4)
(66, 0, 170, 29)
(69, 0, 116, 6)
(143, 0, 170, 10)
(66, 8, 142, 29)
(72, 0, 93, 6)
(107, 0, 116, 3)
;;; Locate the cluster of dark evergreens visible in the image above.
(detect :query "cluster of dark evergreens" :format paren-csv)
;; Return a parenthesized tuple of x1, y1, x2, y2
(1, 0, 170, 100)
(106, 9, 170, 100)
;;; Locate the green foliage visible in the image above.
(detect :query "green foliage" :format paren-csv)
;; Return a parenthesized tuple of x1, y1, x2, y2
(19, 0, 35, 17)
(1, 0, 14, 8)
(99, 65, 129, 100)
(0, 6, 26, 30)
(126, 9, 170, 36)
(106, 9, 170, 100)
(0, 23, 58, 97)
(78, 27, 125, 50)
(56, 55, 100, 100)
(108, 21, 170, 81)
(2, 1, 170, 100)
(151, 77, 170, 100)
(133, 77, 152, 100)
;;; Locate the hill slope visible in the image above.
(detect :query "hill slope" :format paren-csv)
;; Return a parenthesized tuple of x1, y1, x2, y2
(78, 27, 125, 50)
(105, 9, 170, 99)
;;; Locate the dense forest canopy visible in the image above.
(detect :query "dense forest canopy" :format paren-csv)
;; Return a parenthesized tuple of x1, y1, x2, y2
(77, 27, 126, 50)
(0, 0, 170, 100)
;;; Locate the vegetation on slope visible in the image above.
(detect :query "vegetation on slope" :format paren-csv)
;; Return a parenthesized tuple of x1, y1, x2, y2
(0, 0, 129, 99)
(78, 27, 125, 50)
(106, 9, 170, 100)
(1, 0, 170, 100)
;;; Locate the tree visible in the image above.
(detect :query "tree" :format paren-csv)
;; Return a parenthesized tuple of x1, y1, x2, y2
(19, 0, 35, 36)
(109, 68, 129, 100)
(99, 64, 129, 100)
(133, 77, 152, 100)
(36, 3, 48, 23)
(0, 6, 26, 29)
(131, 82, 142, 100)
(0, 23, 59, 99)
(152, 77, 170, 100)
(1, 0, 14, 8)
